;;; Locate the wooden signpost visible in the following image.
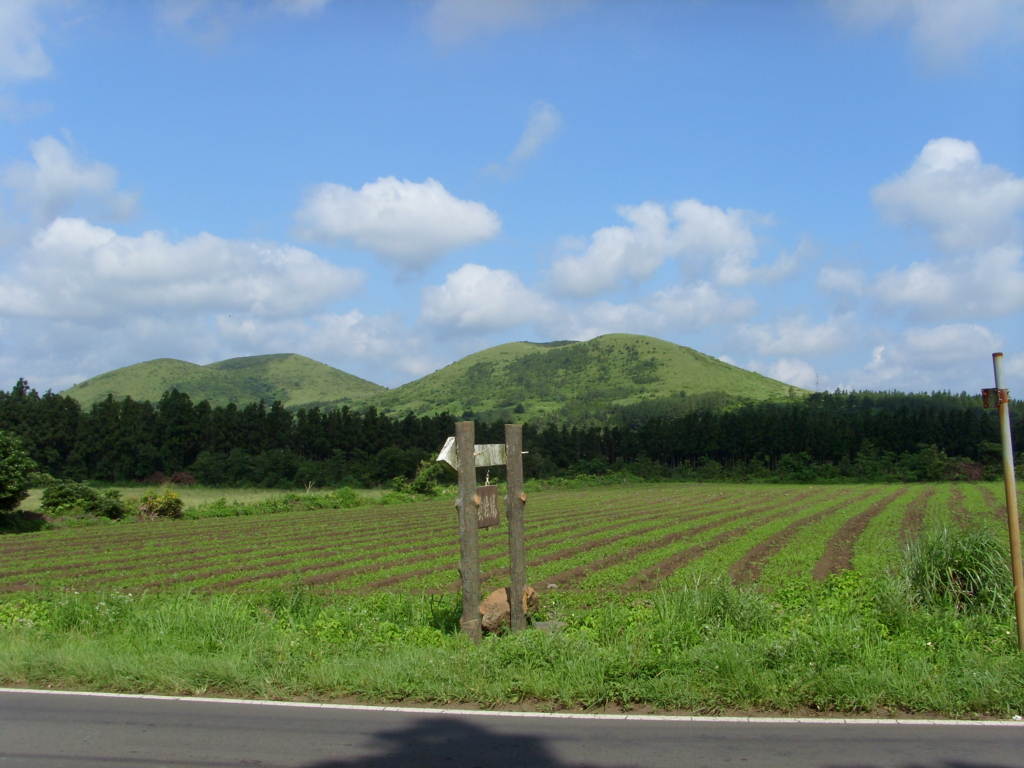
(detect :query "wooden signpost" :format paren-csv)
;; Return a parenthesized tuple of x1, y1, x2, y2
(438, 421, 527, 641)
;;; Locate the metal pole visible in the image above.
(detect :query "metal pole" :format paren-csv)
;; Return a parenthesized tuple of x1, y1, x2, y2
(455, 421, 481, 642)
(993, 353, 1024, 652)
(505, 423, 527, 632)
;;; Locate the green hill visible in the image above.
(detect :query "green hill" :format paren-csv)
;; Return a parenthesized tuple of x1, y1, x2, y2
(63, 354, 385, 409)
(374, 334, 805, 423)
(62, 335, 805, 422)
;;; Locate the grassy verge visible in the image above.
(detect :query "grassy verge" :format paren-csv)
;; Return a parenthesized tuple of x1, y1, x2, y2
(17, 485, 395, 514)
(1, 566, 1021, 717)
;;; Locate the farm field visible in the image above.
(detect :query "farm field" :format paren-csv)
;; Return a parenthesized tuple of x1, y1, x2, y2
(0, 482, 1013, 596)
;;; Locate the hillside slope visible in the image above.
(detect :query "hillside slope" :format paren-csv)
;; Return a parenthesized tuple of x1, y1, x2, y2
(63, 354, 385, 409)
(374, 334, 804, 422)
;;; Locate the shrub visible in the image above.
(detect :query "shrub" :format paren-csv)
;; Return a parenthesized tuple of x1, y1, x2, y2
(0, 431, 37, 513)
(39, 479, 128, 519)
(138, 489, 184, 520)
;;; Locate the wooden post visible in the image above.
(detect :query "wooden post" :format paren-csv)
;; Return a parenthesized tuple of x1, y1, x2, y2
(505, 423, 527, 632)
(993, 353, 1024, 651)
(455, 421, 481, 642)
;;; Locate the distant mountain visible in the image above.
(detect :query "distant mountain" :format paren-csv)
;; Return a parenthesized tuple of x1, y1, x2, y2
(62, 353, 385, 409)
(373, 334, 804, 422)
(61, 335, 805, 421)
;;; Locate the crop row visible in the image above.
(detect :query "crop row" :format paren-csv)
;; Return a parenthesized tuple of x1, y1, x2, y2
(0, 482, 1009, 595)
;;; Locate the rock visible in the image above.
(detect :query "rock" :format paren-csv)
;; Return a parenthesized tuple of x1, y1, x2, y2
(479, 586, 538, 633)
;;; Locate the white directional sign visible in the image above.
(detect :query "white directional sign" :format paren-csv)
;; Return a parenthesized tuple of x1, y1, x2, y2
(436, 436, 507, 471)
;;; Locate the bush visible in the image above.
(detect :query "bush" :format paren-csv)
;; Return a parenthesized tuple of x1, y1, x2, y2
(39, 479, 128, 520)
(0, 431, 37, 513)
(138, 489, 184, 520)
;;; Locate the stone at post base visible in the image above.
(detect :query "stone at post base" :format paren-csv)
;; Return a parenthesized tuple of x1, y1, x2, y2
(479, 586, 538, 633)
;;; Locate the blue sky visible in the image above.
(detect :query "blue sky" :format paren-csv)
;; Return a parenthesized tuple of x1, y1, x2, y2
(0, 0, 1022, 395)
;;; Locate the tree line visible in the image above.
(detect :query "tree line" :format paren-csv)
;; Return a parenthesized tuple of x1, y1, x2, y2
(0, 379, 1018, 487)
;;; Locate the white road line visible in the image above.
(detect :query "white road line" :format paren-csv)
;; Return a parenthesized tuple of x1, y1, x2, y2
(2, 687, 1022, 727)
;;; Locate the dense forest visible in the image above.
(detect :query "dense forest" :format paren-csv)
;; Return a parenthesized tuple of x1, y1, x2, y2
(0, 379, 1019, 487)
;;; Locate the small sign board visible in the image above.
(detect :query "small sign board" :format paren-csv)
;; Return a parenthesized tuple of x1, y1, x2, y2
(476, 485, 500, 528)
(982, 388, 1009, 409)
(436, 436, 507, 471)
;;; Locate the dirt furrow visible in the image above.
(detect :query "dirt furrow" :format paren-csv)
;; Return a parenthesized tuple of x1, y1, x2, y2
(898, 487, 936, 542)
(811, 488, 908, 581)
(729, 490, 875, 584)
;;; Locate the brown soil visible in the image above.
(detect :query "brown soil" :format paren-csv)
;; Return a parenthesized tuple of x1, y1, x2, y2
(949, 486, 970, 528)
(729, 491, 875, 584)
(353, 492, 755, 595)
(621, 500, 824, 591)
(898, 487, 935, 543)
(811, 488, 908, 581)
(530, 491, 822, 592)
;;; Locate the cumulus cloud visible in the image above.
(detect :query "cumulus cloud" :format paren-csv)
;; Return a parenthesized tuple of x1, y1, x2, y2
(421, 260, 757, 342)
(485, 101, 562, 178)
(872, 138, 1024, 253)
(550, 198, 789, 296)
(0, 217, 364, 320)
(762, 358, 817, 390)
(738, 314, 855, 357)
(573, 282, 756, 339)
(829, 0, 1024, 68)
(0, 0, 51, 82)
(427, 0, 581, 47)
(3, 136, 139, 223)
(868, 138, 1024, 319)
(856, 323, 1002, 389)
(294, 177, 501, 271)
(421, 263, 556, 333)
(305, 310, 435, 378)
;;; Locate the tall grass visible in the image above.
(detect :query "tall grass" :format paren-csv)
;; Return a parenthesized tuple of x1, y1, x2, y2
(1, 562, 1021, 716)
(901, 524, 1011, 613)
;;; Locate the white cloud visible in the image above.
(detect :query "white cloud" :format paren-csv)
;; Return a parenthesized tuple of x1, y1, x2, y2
(817, 266, 865, 296)
(868, 138, 1024, 320)
(421, 263, 556, 333)
(852, 323, 1002, 389)
(427, 0, 581, 47)
(872, 138, 1024, 253)
(0, 217, 364, 320)
(571, 282, 756, 339)
(486, 101, 562, 178)
(0, 0, 51, 82)
(3, 136, 139, 223)
(305, 310, 435, 378)
(550, 198, 787, 296)
(421, 258, 758, 344)
(294, 177, 501, 270)
(829, 0, 1024, 68)
(738, 314, 854, 357)
(873, 247, 1024, 319)
(765, 358, 817, 390)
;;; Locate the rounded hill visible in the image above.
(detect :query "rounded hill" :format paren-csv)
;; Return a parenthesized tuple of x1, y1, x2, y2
(375, 334, 805, 423)
(62, 353, 385, 409)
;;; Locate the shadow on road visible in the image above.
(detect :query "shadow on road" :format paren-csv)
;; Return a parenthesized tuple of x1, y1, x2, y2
(299, 715, 620, 768)
(297, 715, 1020, 768)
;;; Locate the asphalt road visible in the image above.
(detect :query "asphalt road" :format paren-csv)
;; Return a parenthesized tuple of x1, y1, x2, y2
(1, 689, 1022, 768)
